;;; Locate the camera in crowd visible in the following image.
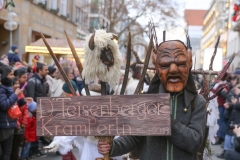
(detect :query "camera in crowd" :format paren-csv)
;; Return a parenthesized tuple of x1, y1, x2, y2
(229, 121, 240, 130)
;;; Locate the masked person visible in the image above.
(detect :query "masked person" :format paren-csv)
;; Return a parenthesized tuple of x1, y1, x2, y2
(98, 40, 207, 160)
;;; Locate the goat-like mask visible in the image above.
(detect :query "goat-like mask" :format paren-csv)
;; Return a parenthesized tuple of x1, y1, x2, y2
(89, 32, 118, 70)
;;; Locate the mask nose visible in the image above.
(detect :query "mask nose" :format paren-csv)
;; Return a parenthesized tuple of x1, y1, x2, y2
(169, 63, 178, 74)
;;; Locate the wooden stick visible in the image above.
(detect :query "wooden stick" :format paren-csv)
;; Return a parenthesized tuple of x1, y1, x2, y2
(209, 36, 220, 70)
(101, 81, 107, 95)
(163, 30, 166, 41)
(191, 70, 218, 75)
(135, 64, 219, 75)
(40, 33, 77, 96)
(64, 31, 90, 96)
(95, 136, 114, 160)
(120, 32, 131, 95)
(134, 35, 153, 94)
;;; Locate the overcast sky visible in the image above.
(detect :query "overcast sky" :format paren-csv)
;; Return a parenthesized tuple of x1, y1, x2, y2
(157, 0, 212, 41)
(183, 0, 212, 10)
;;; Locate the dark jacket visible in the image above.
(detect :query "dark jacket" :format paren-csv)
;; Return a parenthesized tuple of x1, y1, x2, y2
(25, 74, 47, 102)
(224, 88, 235, 120)
(110, 74, 207, 160)
(7, 52, 20, 63)
(234, 137, 240, 153)
(0, 85, 18, 129)
(73, 76, 84, 95)
(227, 93, 240, 135)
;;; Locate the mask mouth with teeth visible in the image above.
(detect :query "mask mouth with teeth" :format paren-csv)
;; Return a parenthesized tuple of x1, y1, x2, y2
(82, 29, 122, 90)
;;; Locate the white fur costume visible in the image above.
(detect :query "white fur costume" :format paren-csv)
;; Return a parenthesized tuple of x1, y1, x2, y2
(114, 71, 149, 95)
(51, 136, 123, 160)
(82, 30, 122, 90)
(206, 92, 219, 144)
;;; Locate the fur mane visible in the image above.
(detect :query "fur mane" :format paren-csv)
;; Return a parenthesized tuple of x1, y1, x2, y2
(82, 30, 122, 89)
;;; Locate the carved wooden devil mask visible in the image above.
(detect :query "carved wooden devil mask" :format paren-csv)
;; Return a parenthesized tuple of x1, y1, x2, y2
(154, 40, 192, 93)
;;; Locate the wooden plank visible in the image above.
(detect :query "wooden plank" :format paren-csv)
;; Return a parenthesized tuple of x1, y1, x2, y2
(36, 94, 171, 136)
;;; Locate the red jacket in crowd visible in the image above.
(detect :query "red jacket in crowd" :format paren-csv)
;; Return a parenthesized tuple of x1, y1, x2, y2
(17, 93, 28, 127)
(25, 114, 37, 142)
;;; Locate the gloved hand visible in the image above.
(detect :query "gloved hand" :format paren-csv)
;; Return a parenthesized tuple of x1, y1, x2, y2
(44, 141, 60, 153)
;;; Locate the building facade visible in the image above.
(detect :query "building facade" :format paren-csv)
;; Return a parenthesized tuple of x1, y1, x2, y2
(184, 9, 207, 70)
(0, 0, 91, 61)
(89, 0, 109, 33)
(226, 0, 240, 71)
(201, 0, 230, 70)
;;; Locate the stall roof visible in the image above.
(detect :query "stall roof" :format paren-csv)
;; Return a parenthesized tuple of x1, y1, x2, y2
(30, 38, 86, 48)
(25, 38, 86, 55)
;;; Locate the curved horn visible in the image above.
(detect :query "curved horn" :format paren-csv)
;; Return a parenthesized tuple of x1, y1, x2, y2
(111, 34, 118, 41)
(88, 32, 95, 50)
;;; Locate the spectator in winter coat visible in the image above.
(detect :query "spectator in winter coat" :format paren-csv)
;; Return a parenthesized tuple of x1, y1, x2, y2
(7, 45, 21, 65)
(16, 68, 28, 88)
(212, 73, 229, 145)
(0, 65, 23, 159)
(10, 72, 29, 160)
(220, 84, 240, 158)
(48, 66, 57, 78)
(73, 68, 84, 95)
(20, 101, 38, 160)
(25, 62, 49, 101)
(47, 66, 74, 97)
(223, 75, 240, 124)
(225, 125, 240, 160)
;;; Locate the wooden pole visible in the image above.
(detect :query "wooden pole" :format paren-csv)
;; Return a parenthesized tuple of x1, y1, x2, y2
(120, 32, 131, 95)
(40, 33, 77, 96)
(134, 35, 153, 94)
(64, 31, 91, 96)
(209, 36, 220, 71)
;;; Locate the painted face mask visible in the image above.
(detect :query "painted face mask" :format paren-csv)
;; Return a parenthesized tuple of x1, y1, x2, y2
(156, 40, 192, 93)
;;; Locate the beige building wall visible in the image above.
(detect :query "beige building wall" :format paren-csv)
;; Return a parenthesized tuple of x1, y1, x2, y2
(0, 0, 77, 60)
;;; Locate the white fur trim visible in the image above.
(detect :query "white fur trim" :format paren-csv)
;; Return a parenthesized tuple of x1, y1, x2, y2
(82, 29, 122, 90)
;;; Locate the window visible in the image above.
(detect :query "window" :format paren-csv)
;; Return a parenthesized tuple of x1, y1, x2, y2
(91, 0, 99, 13)
(90, 17, 99, 32)
(60, 0, 67, 16)
(50, 0, 57, 10)
(76, 7, 80, 23)
(37, 0, 45, 4)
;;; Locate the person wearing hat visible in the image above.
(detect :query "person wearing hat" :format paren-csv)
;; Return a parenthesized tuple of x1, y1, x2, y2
(7, 45, 21, 65)
(62, 80, 79, 96)
(0, 65, 23, 159)
(48, 66, 57, 78)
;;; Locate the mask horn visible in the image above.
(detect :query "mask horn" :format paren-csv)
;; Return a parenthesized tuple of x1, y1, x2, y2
(89, 32, 95, 50)
(111, 34, 118, 41)
(187, 36, 192, 50)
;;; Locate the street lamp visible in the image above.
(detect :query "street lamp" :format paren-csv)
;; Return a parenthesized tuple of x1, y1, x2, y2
(4, 9, 18, 48)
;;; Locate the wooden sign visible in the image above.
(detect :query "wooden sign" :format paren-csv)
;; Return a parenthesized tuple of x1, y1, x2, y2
(37, 94, 171, 136)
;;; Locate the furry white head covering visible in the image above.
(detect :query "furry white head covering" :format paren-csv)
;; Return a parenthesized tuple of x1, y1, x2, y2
(82, 29, 122, 89)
